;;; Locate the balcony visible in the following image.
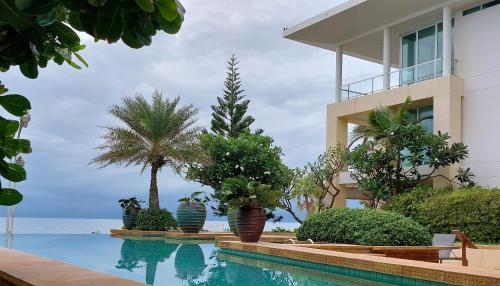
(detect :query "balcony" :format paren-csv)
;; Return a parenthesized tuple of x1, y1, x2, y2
(340, 58, 444, 101)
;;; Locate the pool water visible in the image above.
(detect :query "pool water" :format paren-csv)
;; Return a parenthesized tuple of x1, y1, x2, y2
(0, 235, 443, 286)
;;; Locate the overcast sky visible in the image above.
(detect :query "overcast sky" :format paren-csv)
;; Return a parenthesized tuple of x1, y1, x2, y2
(1, 1, 380, 220)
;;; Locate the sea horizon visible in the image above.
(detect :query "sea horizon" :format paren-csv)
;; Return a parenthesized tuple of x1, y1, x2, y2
(0, 217, 300, 234)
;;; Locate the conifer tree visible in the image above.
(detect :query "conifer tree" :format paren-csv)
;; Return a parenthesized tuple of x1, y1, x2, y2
(211, 54, 255, 137)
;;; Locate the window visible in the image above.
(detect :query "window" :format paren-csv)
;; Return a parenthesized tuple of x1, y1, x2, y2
(417, 26, 436, 80)
(463, 0, 500, 16)
(400, 22, 450, 84)
(408, 105, 433, 134)
(401, 33, 416, 84)
(402, 105, 434, 167)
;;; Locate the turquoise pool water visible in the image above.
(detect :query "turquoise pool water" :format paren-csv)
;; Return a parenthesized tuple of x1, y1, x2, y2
(0, 235, 449, 286)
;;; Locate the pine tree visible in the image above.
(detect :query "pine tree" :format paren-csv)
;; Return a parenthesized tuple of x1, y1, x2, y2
(211, 54, 255, 137)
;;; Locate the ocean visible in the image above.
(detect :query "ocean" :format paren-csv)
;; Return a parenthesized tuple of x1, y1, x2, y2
(0, 217, 300, 234)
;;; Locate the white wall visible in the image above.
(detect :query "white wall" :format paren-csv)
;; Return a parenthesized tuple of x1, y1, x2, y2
(454, 4, 500, 187)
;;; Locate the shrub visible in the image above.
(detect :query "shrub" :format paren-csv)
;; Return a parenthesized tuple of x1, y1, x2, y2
(135, 208, 178, 231)
(296, 208, 431, 246)
(383, 185, 452, 218)
(417, 188, 500, 243)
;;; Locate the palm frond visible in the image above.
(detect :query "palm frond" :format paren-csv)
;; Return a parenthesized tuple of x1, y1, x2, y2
(91, 91, 203, 173)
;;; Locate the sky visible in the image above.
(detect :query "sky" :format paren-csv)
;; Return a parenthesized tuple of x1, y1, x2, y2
(1, 1, 380, 220)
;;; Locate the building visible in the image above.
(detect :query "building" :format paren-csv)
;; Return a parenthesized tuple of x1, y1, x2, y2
(284, 0, 500, 207)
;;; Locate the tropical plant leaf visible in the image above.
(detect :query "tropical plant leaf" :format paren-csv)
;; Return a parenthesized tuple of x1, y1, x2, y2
(19, 58, 39, 79)
(50, 22, 80, 46)
(88, 0, 107, 7)
(0, 0, 30, 30)
(0, 188, 23, 206)
(0, 119, 20, 138)
(156, 0, 179, 22)
(0, 94, 31, 116)
(157, 14, 182, 34)
(19, 0, 59, 15)
(134, 0, 154, 12)
(94, 3, 124, 43)
(0, 162, 27, 182)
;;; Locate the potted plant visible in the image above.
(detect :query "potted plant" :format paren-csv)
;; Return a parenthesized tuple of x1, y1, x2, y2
(226, 207, 239, 236)
(176, 191, 208, 233)
(119, 197, 143, 229)
(222, 177, 281, 242)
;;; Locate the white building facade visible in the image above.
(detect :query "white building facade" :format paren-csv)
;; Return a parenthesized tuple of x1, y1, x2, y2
(284, 0, 500, 206)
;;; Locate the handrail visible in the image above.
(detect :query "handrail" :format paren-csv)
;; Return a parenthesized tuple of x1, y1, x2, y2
(340, 58, 443, 101)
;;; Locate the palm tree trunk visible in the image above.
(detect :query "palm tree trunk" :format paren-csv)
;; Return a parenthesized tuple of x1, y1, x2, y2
(149, 164, 160, 209)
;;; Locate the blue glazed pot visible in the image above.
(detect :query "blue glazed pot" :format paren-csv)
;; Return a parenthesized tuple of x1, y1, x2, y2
(176, 202, 207, 233)
(122, 207, 139, 229)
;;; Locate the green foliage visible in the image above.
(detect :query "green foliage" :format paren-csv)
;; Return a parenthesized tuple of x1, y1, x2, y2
(186, 131, 288, 216)
(210, 54, 255, 137)
(177, 191, 208, 204)
(383, 185, 452, 218)
(279, 167, 321, 223)
(0, 81, 31, 206)
(348, 97, 470, 207)
(135, 208, 178, 231)
(221, 177, 282, 209)
(118, 197, 144, 210)
(91, 91, 203, 209)
(0, 0, 185, 78)
(416, 188, 500, 243)
(296, 208, 432, 246)
(306, 144, 348, 209)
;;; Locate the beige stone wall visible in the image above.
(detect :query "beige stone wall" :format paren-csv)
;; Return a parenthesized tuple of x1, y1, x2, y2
(325, 76, 464, 206)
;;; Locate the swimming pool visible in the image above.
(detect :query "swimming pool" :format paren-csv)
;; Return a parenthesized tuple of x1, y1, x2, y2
(0, 234, 450, 285)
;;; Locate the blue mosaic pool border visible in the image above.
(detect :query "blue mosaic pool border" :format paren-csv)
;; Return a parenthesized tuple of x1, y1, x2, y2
(219, 248, 455, 286)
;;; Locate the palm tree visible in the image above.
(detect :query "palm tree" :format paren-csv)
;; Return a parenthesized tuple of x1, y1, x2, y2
(91, 91, 202, 209)
(349, 96, 412, 147)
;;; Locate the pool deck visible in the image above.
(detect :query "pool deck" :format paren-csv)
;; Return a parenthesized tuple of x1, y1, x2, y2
(217, 241, 500, 286)
(0, 248, 146, 286)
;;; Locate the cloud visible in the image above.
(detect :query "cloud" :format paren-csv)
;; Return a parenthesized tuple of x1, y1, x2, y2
(1, 0, 378, 220)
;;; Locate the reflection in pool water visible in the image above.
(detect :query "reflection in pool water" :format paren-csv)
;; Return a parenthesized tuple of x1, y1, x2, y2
(116, 239, 179, 284)
(1, 235, 433, 286)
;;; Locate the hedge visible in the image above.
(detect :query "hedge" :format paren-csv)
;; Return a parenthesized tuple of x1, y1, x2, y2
(416, 188, 500, 243)
(296, 208, 432, 246)
(135, 208, 178, 231)
(383, 185, 452, 218)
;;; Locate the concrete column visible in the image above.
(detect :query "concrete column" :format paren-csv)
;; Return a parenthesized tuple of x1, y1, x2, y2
(443, 6, 452, 76)
(335, 46, 343, 102)
(383, 28, 391, 89)
(432, 77, 462, 187)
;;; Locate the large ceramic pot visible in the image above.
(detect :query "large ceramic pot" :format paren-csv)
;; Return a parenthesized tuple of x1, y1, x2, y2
(227, 208, 239, 236)
(235, 207, 265, 242)
(122, 207, 139, 229)
(176, 202, 207, 233)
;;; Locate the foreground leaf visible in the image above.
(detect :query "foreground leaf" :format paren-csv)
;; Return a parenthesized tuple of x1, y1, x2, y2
(156, 0, 178, 22)
(0, 94, 31, 116)
(94, 3, 124, 43)
(135, 0, 154, 12)
(0, 188, 23, 206)
(0, 162, 27, 182)
(0, 0, 30, 30)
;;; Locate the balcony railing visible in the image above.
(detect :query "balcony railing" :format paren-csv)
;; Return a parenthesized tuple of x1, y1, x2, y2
(340, 58, 443, 101)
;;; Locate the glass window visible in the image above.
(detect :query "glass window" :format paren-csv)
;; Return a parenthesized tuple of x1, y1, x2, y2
(418, 105, 433, 134)
(463, 6, 481, 16)
(483, 0, 500, 9)
(401, 33, 416, 84)
(417, 26, 436, 80)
